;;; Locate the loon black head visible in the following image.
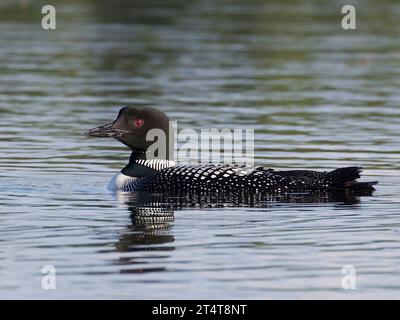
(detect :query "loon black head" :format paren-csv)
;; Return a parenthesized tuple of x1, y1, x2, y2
(87, 106, 173, 161)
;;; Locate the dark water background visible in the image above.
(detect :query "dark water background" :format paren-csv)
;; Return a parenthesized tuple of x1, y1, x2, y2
(0, 0, 399, 299)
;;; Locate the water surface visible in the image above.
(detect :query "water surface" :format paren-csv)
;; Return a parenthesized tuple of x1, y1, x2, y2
(0, 0, 399, 299)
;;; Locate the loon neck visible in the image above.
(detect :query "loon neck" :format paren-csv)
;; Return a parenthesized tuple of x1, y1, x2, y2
(121, 151, 176, 177)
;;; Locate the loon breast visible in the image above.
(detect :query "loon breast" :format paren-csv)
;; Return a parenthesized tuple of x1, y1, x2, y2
(108, 172, 142, 191)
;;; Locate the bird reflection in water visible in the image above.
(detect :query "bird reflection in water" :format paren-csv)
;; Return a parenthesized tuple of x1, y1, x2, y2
(114, 192, 176, 274)
(113, 190, 369, 273)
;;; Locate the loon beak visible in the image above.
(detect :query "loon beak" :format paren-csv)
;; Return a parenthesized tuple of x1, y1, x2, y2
(86, 121, 123, 138)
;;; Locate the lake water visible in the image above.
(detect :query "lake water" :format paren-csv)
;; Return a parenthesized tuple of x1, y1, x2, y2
(0, 0, 399, 299)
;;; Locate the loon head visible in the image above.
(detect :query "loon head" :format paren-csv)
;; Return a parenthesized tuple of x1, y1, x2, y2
(87, 106, 173, 160)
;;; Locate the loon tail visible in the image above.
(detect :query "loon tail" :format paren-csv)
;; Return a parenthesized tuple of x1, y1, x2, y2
(326, 167, 378, 193)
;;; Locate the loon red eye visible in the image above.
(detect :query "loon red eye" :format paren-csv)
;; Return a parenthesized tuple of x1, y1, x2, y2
(134, 119, 144, 127)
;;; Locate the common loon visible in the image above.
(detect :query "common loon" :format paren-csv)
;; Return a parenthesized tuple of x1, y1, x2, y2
(87, 106, 377, 194)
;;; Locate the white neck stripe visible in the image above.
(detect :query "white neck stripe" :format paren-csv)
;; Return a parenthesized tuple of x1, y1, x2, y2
(135, 159, 176, 171)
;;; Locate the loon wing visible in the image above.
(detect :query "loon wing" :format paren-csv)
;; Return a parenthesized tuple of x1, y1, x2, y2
(275, 166, 378, 193)
(136, 165, 376, 195)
